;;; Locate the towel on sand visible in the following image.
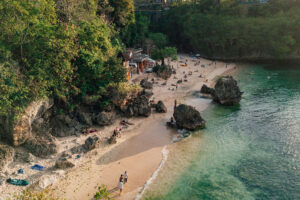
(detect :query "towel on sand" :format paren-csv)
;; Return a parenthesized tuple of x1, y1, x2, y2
(31, 164, 45, 171)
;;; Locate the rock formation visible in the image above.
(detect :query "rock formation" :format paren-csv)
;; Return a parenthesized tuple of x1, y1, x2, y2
(124, 92, 151, 117)
(140, 79, 153, 89)
(92, 111, 116, 126)
(84, 135, 100, 151)
(200, 84, 215, 95)
(0, 145, 14, 171)
(50, 114, 82, 137)
(55, 158, 75, 169)
(0, 98, 53, 146)
(212, 76, 243, 105)
(24, 136, 57, 158)
(173, 104, 206, 130)
(155, 101, 167, 113)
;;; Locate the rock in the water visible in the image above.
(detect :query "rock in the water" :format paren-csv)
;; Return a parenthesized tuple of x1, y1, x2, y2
(84, 135, 100, 151)
(200, 84, 215, 95)
(212, 76, 243, 105)
(140, 79, 153, 89)
(24, 137, 57, 158)
(93, 111, 116, 126)
(0, 145, 14, 171)
(155, 101, 167, 113)
(55, 158, 74, 169)
(173, 104, 206, 130)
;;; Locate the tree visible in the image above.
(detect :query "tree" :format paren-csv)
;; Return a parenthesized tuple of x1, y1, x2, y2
(152, 47, 177, 66)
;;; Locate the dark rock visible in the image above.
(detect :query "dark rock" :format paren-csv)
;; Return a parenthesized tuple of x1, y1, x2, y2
(93, 111, 116, 126)
(84, 135, 100, 151)
(70, 145, 85, 154)
(60, 151, 72, 159)
(0, 145, 14, 171)
(50, 115, 81, 137)
(126, 94, 151, 117)
(24, 137, 57, 158)
(200, 84, 215, 95)
(155, 101, 167, 113)
(55, 158, 74, 169)
(141, 89, 154, 98)
(14, 151, 35, 163)
(177, 79, 183, 84)
(76, 110, 93, 126)
(212, 76, 243, 105)
(140, 79, 153, 89)
(173, 104, 206, 131)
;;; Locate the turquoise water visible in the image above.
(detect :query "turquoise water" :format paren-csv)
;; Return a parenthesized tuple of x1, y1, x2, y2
(156, 65, 300, 200)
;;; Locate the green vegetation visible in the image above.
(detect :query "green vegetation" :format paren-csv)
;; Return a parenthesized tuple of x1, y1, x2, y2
(159, 0, 300, 59)
(0, 0, 135, 118)
(94, 185, 112, 200)
(11, 189, 59, 200)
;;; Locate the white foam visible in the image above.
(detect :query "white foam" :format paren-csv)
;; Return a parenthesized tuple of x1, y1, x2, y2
(134, 146, 169, 200)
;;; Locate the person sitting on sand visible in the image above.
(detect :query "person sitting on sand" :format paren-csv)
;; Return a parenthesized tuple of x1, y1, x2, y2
(119, 174, 124, 194)
(124, 171, 128, 184)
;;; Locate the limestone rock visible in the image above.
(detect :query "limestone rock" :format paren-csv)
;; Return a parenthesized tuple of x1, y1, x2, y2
(155, 101, 167, 113)
(55, 158, 74, 169)
(24, 137, 57, 158)
(84, 135, 100, 151)
(212, 76, 243, 105)
(173, 104, 206, 131)
(0, 145, 14, 171)
(93, 111, 116, 126)
(0, 98, 53, 146)
(126, 94, 151, 117)
(50, 115, 82, 137)
(76, 110, 93, 126)
(200, 84, 215, 95)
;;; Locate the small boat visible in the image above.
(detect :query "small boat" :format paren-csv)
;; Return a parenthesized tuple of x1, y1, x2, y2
(6, 178, 29, 186)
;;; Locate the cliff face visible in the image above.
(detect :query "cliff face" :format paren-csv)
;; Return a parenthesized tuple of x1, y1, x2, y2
(0, 99, 53, 146)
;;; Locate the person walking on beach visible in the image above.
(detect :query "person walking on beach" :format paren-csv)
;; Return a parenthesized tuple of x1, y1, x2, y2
(124, 171, 128, 184)
(119, 174, 124, 195)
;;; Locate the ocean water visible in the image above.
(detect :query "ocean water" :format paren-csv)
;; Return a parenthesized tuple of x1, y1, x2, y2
(146, 65, 300, 200)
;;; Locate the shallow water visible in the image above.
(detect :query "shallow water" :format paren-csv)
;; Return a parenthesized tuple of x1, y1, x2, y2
(146, 65, 300, 200)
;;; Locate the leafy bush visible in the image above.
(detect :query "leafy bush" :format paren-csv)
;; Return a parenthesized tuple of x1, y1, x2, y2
(11, 189, 59, 200)
(94, 184, 112, 200)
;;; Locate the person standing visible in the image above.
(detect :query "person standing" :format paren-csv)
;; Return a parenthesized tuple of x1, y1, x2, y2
(124, 171, 128, 184)
(119, 174, 124, 194)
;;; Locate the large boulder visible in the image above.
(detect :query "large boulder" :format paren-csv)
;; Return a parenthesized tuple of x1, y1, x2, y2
(212, 76, 243, 105)
(0, 145, 14, 171)
(140, 79, 153, 89)
(93, 111, 116, 126)
(50, 115, 82, 137)
(0, 98, 53, 146)
(173, 104, 206, 130)
(141, 89, 153, 98)
(155, 101, 167, 113)
(24, 136, 57, 158)
(126, 94, 151, 117)
(55, 158, 75, 169)
(84, 135, 100, 151)
(200, 84, 215, 95)
(76, 109, 93, 126)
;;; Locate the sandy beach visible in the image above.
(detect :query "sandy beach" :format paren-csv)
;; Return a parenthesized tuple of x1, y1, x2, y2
(0, 54, 237, 200)
(50, 54, 237, 200)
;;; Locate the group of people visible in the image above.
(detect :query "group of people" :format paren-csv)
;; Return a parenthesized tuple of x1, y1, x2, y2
(118, 171, 128, 194)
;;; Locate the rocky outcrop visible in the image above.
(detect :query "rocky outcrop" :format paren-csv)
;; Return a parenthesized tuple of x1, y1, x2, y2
(24, 136, 57, 158)
(125, 94, 151, 117)
(155, 101, 167, 113)
(140, 79, 153, 89)
(200, 84, 215, 95)
(141, 89, 153, 98)
(212, 76, 243, 105)
(50, 115, 82, 137)
(75, 109, 93, 126)
(83, 135, 100, 151)
(92, 111, 116, 126)
(173, 104, 206, 130)
(0, 98, 53, 146)
(108, 135, 117, 144)
(55, 158, 75, 169)
(0, 145, 14, 171)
